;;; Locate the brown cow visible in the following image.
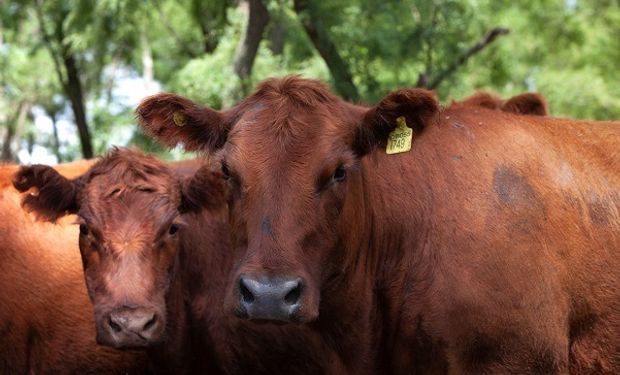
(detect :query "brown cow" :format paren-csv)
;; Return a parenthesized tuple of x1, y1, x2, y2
(0, 161, 148, 374)
(13, 148, 353, 374)
(137, 76, 620, 374)
(450, 91, 549, 115)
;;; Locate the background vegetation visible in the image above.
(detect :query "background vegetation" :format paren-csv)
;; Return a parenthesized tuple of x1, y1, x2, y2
(1, 0, 618, 163)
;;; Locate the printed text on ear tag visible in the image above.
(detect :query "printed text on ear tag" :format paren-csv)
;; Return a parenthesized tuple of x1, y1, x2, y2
(173, 111, 187, 127)
(386, 116, 413, 154)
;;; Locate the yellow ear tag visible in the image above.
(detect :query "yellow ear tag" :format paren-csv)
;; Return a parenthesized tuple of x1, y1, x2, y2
(386, 116, 412, 155)
(172, 111, 187, 127)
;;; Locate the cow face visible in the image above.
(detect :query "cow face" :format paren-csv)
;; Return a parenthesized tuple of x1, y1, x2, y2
(13, 149, 221, 349)
(137, 77, 438, 324)
(75, 171, 182, 349)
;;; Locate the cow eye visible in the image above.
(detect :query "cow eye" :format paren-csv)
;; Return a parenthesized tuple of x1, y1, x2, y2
(79, 224, 89, 236)
(168, 224, 180, 236)
(333, 165, 346, 182)
(221, 163, 230, 180)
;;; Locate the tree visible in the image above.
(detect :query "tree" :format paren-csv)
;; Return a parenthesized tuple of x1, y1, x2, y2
(191, 0, 233, 54)
(3, 0, 619, 163)
(293, 0, 359, 101)
(35, 0, 93, 158)
(234, 0, 270, 93)
(0, 3, 58, 162)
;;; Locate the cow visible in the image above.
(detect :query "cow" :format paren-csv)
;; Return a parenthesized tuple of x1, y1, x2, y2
(136, 75, 620, 374)
(0, 161, 149, 374)
(13, 148, 353, 374)
(450, 91, 549, 115)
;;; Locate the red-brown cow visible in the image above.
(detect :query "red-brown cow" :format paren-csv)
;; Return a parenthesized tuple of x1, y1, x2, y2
(137, 76, 620, 374)
(12, 150, 223, 373)
(0, 161, 149, 374)
(13, 148, 354, 374)
(451, 91, 549, 115)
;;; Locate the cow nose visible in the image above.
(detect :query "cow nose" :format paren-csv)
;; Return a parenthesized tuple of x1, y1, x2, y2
(238, 276, 303, 322)
(107, 307, 160, 341)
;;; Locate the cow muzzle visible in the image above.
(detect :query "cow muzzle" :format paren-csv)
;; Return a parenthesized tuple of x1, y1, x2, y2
(235, 275, 305, 322)
(98, 306, 164, 349)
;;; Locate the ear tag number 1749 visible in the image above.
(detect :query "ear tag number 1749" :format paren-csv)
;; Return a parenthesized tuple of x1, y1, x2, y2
(386, 116, 413, 155)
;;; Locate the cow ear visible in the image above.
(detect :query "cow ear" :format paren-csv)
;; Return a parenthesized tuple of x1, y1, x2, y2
(136, 93, 230, 151)
(502, 93, 548, 116)
(12, 165, 81, 222)
(179, 166, 225, 213)
(458, 92, 503, 110)
(353, 88, 439, 156)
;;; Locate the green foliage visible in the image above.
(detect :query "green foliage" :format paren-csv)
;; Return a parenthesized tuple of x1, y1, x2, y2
(2, 0, 619, 163)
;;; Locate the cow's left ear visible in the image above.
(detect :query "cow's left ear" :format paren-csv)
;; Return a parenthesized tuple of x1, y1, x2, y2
(12, 165, 82, 221)
(353, 88, 439, 156)
(136, 93, 231, 152)
(502, 93, 549, 116)
(179, 166, 225, 213)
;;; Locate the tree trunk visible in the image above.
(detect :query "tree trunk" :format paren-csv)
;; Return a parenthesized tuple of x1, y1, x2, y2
(191, 0, 231, 54)
(62, 49, 93, 158)
(268, 14, 285, 55)
(1, 101, 30, 162)
(293, 0, 359, 101)
(37, 3, 94, 159)
(50, 112, 62, 163)
(233, 0, 270, 92)
(1, 108, 20, 162)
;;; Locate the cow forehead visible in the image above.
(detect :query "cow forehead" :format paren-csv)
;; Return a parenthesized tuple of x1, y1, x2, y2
(80, 188, 178, 232)
(228, 105, 350, 169)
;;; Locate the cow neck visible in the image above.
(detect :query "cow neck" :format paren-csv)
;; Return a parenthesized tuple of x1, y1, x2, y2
(180, 208, 229, 374)
(349, 150, 430, 283)
(146, 208, 228, 374)
(319, 149, 434, 372)
(143, 243, 190, 373)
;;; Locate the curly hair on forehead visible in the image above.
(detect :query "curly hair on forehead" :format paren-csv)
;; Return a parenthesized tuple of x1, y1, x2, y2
(248, 75, 341, 108)
(83, 147, 175, 185)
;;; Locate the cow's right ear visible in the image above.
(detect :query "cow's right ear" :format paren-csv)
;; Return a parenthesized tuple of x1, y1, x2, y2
(502, 93, 549, 116)
(12, 165, 80, 222)
(136, 93, 230, 152)
(457, 92, 503, 110)
(353, 88, 439, 156)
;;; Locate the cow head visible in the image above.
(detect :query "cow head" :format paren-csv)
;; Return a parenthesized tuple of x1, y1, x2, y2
(137, 76, 438, 323)
(12, 148, 222, 349)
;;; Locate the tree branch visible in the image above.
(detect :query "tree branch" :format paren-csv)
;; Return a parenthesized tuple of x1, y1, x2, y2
(152, 0, 201, 59)
(1, 101, 31, 162)
(293, 0, 359, 101)
(428, 27, 509, 89)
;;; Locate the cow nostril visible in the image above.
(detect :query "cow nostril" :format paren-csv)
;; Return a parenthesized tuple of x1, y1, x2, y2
(142, 314, 157, 331)
(284, 283, 302, 305)
(239, 279, 255, 303)
(108, 316, 122, 333)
